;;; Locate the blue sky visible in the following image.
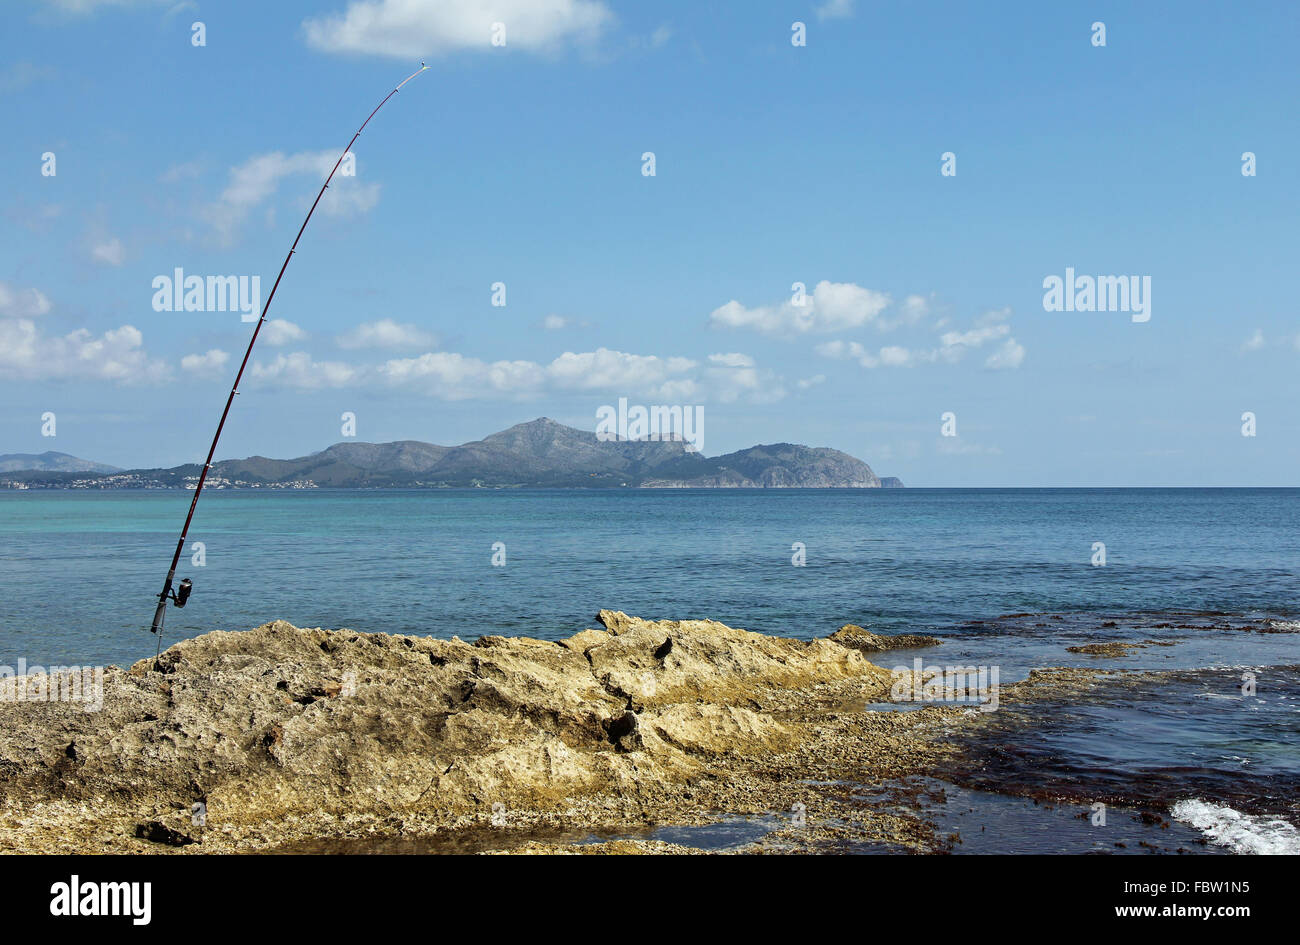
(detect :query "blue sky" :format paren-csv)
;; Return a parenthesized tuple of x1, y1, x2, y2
(2, 0, 1297, 486)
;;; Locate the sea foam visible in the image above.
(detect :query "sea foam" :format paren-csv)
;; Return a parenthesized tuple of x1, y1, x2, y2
(1172, 798, 1300, 855)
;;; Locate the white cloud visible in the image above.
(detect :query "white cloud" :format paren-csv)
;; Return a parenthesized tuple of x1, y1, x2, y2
(250, 352, 359, 389)
(704, 352, 783, 403)
(337, 318, 436, 350)
(0, 319, 170, 383)
(816, 307, 1026, 370)
(545, 348, 697, 395)
(541, 314, 592, 331)
(876, 293, 930, 331)
(90, 236, 126, 266)
(939, 322, 1010, 349)
(244, 344, 778, 403)
(878, 345, 918, 367)
(160, 160, 204, 183)
(203, 150, 379, 244)
(1242, 329, 1265, 352)
(815, 0, 855, 20)
(379, 351, 546, 399)
(706, 352, 755, 369)
(0, 282, 53, 318)
(984, 337, 1025, 370)
(711, 280, 891, 336)
(796, 374, 825, 390)
(264, 319, 307, 346)
(302, 0, 613, 58)
(816, 339, 924, 369)
(181, 349, 230, 376)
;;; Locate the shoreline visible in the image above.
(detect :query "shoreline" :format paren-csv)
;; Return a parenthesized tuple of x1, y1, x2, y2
(3, 610, 1272, 854)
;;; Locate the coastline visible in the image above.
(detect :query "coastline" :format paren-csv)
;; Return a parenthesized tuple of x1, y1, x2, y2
(3, 610, 1276, 855)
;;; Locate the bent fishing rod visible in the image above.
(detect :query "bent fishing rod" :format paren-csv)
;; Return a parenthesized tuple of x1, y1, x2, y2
(149, 64, 429, 653)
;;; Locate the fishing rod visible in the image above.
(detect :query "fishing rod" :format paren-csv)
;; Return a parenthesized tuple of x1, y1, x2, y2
(149, 63, 430, 654)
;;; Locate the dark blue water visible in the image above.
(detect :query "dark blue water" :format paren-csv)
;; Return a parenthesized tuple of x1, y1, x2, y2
(1, 487, 1296, 667)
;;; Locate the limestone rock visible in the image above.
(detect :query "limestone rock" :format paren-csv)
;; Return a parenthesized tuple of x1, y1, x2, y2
(827, 625, 942, 653)
(0, 611, 898, 852)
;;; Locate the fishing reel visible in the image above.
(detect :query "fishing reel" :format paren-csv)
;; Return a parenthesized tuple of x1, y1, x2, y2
(166, 578, 193, 608)
(149, 577, 192, 637)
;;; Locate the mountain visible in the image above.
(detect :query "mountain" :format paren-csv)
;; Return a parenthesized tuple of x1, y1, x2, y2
(0, 419, 901, 489)
(212, 440, 454, 487)
(0, 451, 120, 474)
(639, 442, 882, 488)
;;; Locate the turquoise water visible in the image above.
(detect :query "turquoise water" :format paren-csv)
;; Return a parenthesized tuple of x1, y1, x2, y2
(1, 487, 1297, 667)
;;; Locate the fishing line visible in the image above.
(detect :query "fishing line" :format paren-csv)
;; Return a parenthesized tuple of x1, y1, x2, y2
(148, 64, 430, 660)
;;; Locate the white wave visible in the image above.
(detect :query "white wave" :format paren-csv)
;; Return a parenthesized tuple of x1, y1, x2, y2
(1263, 619, 1300, 633)
(1172, 799, 1300, 855)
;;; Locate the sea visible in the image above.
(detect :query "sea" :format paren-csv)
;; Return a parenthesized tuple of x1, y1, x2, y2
(2, 486, 1297, 854)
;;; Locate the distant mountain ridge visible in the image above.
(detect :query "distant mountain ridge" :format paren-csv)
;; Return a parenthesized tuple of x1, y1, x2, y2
(0, 451, 121, 474)
(0, 419, 902, 489)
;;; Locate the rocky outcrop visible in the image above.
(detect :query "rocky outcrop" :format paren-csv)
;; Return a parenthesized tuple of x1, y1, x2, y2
(639, 443, 883, 488)
(827, 624, 942, 653)
(0, 611, 940, 853)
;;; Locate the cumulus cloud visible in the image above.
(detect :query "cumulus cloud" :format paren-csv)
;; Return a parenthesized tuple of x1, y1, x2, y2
(263, 319, 307, 346)
(203, 150, 379, 244)
(875, 293, 930, 331)
(249, 352, 359, 390)
(0, 282, 53, 318)
(1242, 329, 1265, 352)
(90, 237, 126, 266)
(246, 344, 779, 403)
(815, 340, 937, 369)
(706, 352, 754, 369)
(337, 318, 436, 350)
(938, 322, 1009, 349)
(0, 319, 170, 383)
(302, 0, 613, 58)
(545, 348, 697, 395)
(984, 337, 1025, 370)
(704, 352, 784, 403)
(816, 307, 1025, 371)
(378, 351, 547, 399)
(711, 280, 892, 336)
(180, 348, 230, 376)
